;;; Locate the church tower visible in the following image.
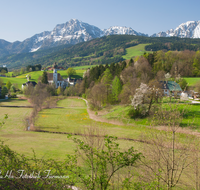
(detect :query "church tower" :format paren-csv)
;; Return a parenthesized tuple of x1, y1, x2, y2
(53, 62, 58, 88)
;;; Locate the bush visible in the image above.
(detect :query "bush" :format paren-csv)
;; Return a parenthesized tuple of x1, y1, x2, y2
(1, 86, 8, 98)
(46, 85, 57, 96)
(82, 93, 86, 99)
(127, 107, 144, 119)
(9, 93, 17, 98)
(10, 85, 16, 92)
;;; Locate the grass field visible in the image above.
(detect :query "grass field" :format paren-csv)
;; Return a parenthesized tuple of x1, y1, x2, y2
(102, 100, 200, 130)
(0, 98, 148, 160)
(0, 97, 199, 158)
(0, 97, 199, 188)
(35, 98, 147, 139)
(183, 77, 200, 86)
(73, 65, 99, 70)
(0, 99, 77, 160)
(122, 44, 152, 60)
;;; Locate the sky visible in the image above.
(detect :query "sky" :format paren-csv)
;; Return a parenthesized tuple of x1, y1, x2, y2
(0, 0, 200, 42)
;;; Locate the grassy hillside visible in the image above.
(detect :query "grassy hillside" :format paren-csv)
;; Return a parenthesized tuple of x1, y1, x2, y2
(101, 101, 200, 128)
(122, 44, 151, 60)
(183, 77, 200, 86)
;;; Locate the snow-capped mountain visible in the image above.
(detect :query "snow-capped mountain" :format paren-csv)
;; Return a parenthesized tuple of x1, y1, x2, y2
(103, 26, 146, 36)
(152, 21, 200, 38)
(0, 19, 147, 56)
(29, 19, 103, 52)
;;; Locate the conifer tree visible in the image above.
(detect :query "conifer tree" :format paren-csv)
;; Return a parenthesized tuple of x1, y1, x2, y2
(112, 76, 122, 101)
(101, 68, 113, 102)
(6, 81, 12, 90)
(41, 71, 48, 84)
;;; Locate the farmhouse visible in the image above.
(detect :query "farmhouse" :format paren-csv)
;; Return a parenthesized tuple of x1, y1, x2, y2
(21, 81, 37, 89)
(67, 76, 82, 86)
(47, 66, 65, 71)
(160, 81, 182, 96)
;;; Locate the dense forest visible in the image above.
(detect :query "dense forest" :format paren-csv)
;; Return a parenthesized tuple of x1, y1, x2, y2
(2, 35, 200, 70)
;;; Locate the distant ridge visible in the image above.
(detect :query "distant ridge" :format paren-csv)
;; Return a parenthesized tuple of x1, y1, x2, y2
(151, 20, 200, 38)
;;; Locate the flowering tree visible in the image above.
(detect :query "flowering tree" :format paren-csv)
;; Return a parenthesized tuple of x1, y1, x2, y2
(131, 83, 149, 108)
(130, 81, 162, 117)
(165, 72, 171, 80)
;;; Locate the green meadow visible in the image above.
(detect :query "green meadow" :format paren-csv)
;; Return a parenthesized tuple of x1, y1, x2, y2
(183, 77, 200, 86)
(122, 44, 152, 60)
(35, 98, 145, 139)
(102, 100, 200, 130)
(0, 97, 191, 161)
(0, 97, 199, 188)
(0, 98, 76, 160)
(73, 64, 99, 70)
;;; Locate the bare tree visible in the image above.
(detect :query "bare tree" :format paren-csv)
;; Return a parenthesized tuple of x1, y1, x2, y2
(88, 83, 107, 109)
(25, 82, 50, 130)
(156, 70, 166, 81)
(141, 104, 196, 189)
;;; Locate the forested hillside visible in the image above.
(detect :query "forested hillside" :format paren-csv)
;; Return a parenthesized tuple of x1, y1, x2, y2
(2, 35, 200, 70)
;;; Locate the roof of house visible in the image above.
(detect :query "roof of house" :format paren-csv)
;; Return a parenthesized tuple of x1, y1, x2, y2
(22, 81, 37, 86)
(160, 81, 182, 91)
(47, 73, 64, 81)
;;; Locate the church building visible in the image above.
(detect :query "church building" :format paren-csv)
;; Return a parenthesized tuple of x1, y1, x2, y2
(47, 63, 68, 89)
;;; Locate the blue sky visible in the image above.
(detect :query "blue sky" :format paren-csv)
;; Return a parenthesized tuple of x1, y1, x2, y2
(0, 0, 200, 42)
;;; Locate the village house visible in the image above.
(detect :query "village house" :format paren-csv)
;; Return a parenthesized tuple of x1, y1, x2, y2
(67, 76, 82, 86)
(21, 81, 37, 90)
(46, 66, 65, 71)
(159, 81, 182, 96)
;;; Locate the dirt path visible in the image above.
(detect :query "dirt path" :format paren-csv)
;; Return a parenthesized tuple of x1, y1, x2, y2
(78, 97, 125, 126)
(80, 98, 200, 138)
(87, 108, 125, 126)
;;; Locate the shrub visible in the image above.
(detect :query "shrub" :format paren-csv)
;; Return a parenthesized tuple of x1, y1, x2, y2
(9, 93, 17, 98)
(127, 107, 144, 119)
(82, 93, 86, 99)
(1, 86, 8, 98)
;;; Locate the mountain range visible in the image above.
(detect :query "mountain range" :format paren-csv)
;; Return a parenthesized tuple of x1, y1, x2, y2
(1, 19, 200, 70)
(0, 19, 200, 58)
(0, 19, 147, 57)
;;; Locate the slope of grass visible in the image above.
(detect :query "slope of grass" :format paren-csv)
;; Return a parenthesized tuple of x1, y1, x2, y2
(0, 97, 198, 188)
(183, 77, 200, 86)
(102, 102, 200, 130)
(122, 44, 151, 60)
(0, 98, 146, 161)
(0, 76, 27, 87)
(0, 97, 195, 162)
(73, 65, 98, 70)
(35, 98, 146, 139)
(0, 98, 77, 160)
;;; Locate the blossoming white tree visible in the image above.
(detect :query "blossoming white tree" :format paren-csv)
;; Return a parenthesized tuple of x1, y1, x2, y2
(131, 83, 150, 116)
(131, 82, 163, 117)
(165, 73, 171, 80)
